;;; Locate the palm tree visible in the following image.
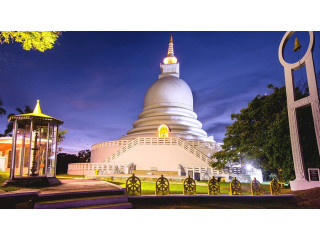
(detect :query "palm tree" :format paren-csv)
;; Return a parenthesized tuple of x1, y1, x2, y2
(4, 105, 32, 136)
(0, 98, 6, 117)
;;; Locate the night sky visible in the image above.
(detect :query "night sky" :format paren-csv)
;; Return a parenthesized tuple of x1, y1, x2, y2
(1, 31, 320, 153)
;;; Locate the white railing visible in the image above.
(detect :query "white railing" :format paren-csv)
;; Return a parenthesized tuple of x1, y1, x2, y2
(68, 162, 134, 174)
(105, 137, 214, 165)
(91, 140, 130, 150)
(92, 139, 220, 151)
(184, 165, 214, 174)
(186, 140, 220, 150)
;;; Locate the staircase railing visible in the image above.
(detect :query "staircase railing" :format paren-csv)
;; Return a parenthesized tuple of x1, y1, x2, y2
(105, 137, 213, 165)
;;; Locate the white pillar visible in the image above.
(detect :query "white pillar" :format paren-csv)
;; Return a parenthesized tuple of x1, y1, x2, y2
(54, 124, 59, 177)
(45, 123, 50, 176)
(19, 130, 25, 177)
(9, 120, 18, 180)
(279, 31, 320, 190)
(28, 120, 33, 177)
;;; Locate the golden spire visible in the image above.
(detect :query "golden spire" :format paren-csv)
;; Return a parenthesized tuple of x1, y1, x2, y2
(167, 34, 174, 56)
(163, 34, 178, 64)
(33, 100, 42, 114)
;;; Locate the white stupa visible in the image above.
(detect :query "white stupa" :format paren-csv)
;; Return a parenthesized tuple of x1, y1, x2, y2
(68, 35, 227, 180)
(123, 35, 213, 142)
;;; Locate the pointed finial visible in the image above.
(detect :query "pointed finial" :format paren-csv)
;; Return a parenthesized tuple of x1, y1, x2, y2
(163, 34, 178, 64)
(167, 34, 174, 57)
(33, 100, 42, 114)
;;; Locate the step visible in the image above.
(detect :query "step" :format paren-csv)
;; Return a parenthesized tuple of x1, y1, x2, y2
(35, 195, 128, 209)
(72, 202, 132, 209)
(37, 189, 125, 202)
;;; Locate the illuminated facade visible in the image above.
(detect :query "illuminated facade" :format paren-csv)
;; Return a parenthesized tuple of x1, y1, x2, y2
(68, 36, 262, 182)
(158, 125, 170, 138)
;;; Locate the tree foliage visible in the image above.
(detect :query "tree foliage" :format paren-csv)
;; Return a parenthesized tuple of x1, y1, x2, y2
(78, 149, 91, 162)
(0, 31, 61, 52)
(0, 98, 6, 117)
(213, 84, 319, 181)
(56, 149, 91, 174)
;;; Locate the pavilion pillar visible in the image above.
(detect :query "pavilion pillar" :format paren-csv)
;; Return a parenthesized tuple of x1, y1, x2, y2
(28, 120, 33, 177)
(19, 129, 26, 177)
(9, 120, 18, 180)
(45, 123, 50, 176)
(54, 124, 59, 177)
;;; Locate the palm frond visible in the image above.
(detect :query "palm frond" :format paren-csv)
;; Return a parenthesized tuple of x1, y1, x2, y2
(6, 113, 15, 120)
(16, 108, 23, 114)
(0, 107, 6, 116)
(25, 105, 32, 113)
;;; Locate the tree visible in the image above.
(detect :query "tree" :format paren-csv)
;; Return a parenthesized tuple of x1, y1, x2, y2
(0, 31, 61, 52)
(78, 149, 91, 162)
(212, 84, 319, 181)
(56, 153, 79, 174)
(56, 150, 91, 174)
(4, 105, 33, 136)
(0, 98, 6, 117)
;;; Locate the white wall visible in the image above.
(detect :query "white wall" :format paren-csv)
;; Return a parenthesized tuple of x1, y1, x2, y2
(0, 156, 6, 172)
(109, 144, 209, 171)
(91, 146, 123, 163)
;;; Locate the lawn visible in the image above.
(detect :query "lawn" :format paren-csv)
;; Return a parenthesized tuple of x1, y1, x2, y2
(107, 180, 292, 195)
(0, 172, 20, 192)
(56, 174, 85, 179)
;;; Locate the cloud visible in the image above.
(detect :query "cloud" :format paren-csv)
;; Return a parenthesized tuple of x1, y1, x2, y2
(192, 68, 283, 143)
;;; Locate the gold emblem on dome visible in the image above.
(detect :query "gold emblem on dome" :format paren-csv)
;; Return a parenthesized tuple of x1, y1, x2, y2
(158, 124, 169, 138)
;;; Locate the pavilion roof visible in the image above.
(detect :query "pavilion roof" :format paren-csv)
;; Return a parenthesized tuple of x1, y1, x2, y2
(9, 100, 63, 125)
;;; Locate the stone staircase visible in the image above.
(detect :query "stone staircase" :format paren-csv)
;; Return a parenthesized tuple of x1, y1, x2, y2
(105, 137, 213, 165)
(34, 189, 132, 209)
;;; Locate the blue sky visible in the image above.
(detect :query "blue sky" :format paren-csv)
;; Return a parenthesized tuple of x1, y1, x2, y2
(1, 31, 320, 153)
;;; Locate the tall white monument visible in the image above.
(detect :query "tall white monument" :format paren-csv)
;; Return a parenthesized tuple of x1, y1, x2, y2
(68, 35, 263, 183)
(124, 35, 213, 142)
(279, 31, 320, 190)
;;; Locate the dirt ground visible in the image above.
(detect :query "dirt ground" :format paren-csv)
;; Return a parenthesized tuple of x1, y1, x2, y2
(293, 187, 320, 208)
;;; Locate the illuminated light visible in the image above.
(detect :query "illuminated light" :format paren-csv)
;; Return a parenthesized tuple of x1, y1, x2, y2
(163, 34, 178, 65)
(8, 100, 63, 124)
(33, 99, 42, 114)
(163, 56, 178, 64)
(158, 124, 170, 138)
(246, 164, 252, 171)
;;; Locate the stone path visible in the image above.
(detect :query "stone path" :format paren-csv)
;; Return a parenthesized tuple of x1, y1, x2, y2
(0, 179, 120, 195)
(39, 179, 120, 194)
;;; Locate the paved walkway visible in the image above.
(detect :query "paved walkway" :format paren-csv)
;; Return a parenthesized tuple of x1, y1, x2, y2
(0, 179, 120, 195)
(39, 179, 120, 194)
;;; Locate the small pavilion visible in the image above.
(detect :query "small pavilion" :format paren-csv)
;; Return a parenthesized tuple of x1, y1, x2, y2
(3, 100, 63, 187)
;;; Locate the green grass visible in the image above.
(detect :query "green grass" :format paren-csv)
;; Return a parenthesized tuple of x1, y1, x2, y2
(0, 172, 21, 192)
(107, 180, 292, 195)
(56, 174, 85, 179)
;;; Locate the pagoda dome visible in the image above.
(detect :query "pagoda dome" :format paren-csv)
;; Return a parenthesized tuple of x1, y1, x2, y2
(123, 34, 214, 142)
(143, 75, 193, 111)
